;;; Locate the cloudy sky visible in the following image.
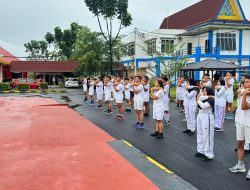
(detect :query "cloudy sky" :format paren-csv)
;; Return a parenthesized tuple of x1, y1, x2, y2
(0, 0, 249, 57)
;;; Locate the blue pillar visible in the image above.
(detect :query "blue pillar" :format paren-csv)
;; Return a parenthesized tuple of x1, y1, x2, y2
(208, 30, 213, 53)
(238, 30, 243, 81)
(155, 58, 161, 77)
(135, 59, 139, 69)
(216, 47, 221, 60)
(195, 47, 201, 80)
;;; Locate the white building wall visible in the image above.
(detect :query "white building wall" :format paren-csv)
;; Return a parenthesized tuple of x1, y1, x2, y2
(242, 30, 250, 56)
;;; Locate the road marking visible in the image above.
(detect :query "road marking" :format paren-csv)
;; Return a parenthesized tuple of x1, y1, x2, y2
(123, 140, 133, 147)
(145, 156, 174, 174)
(122, 140, 174, 174)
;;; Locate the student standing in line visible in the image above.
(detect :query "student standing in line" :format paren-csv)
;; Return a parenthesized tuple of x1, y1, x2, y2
(143, 76, 150, 118)
(195, 86, 215, 161)
(229, 75, 250, 180)
(225, 72, 235, 120)
(124, 77, 132, 112)
(82, 75, 88, 102)
(133, 76, 145, 128)
(176, 77, 181, 108)
(111, 75, 117, 107)
(104, 76, 112, 114)
(96, 77, 104, 109)
(214, 79, 227, 132)
(178, 76, 186, 113)
(113, 76, 125, 120)
(129, 77, 135, 106)
(88, 78, 95, 105)
(162, 76, 171, 126)
(183, 78, 197, 135)
(150, 80, 165, 139)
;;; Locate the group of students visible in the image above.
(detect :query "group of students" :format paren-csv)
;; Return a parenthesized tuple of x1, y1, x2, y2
(81, 73, 250, 179)
(81, 75, 170, 139)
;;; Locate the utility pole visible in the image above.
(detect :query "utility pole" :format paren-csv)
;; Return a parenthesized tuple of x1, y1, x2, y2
(134, 28, 137, 76)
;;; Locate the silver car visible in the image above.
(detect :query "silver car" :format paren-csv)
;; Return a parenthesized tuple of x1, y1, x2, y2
(64, 78, 79, 88)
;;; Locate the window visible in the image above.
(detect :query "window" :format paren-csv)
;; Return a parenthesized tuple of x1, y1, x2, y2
(216, 33, 236, 51)
(187, 43, 193, 55)
(127, 42, 135, 56)
(161, 39, 174, 53)
(147, 39, 156, 55)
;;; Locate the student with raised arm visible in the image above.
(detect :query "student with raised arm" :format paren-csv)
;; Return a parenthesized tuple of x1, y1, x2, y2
(143, 76, 150, 118)
(113, 76, 125, 120)
(196, 86, 215, 161)
(124, 77, 132, 112)
(229, 75, 250, 180)
(104, 76, 112, 114)
(95, 77, 104, 109)
(225, 72, 235, 120)
(88, 78, 95, 105)
(132, 76, 145, 128)
(150, 80, 165, 139)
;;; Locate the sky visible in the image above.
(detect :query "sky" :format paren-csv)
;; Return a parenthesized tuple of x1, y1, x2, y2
(0, 0, 249, 57)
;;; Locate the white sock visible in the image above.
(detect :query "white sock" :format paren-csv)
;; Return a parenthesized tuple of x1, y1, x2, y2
(238, 160, 244, 166)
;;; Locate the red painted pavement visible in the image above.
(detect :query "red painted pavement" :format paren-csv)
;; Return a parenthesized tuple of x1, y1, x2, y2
(0, 97, 158, 190)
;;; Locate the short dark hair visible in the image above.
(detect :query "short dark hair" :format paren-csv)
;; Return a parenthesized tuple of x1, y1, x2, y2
(157, 80, 164, 88)
(162, 76, 168, 82)
(107, 76, 111, 80)
(188, 78, 197, 86)
(219, 79, 225, 86)
(246, 74, 250, 80)
(135, 76, 142, 80)
(204, 73, 210, 77)
(124, 77, 129, 81)
(144, 76, 149, 81)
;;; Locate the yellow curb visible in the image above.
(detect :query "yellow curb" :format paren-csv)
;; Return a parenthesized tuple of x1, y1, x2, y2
(123, 140, 133, 147)
(145, 156, 174, 174)
(25, 91, 31, 93)
(3, 91, 9, 93)
(14, 91, 21, 93)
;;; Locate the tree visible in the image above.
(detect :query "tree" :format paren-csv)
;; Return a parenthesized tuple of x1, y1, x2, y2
(24, 40, 50, 60)
(84, 0, 132, 74)
(71, 27, 108, 76)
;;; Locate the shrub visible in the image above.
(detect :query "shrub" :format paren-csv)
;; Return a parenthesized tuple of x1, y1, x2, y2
(233, 83, 239, 101)
(39, 82, 48, 90)
(17, 84, 29, 91)
(58, 82, 64, 88)
(0, 83, 11, 91)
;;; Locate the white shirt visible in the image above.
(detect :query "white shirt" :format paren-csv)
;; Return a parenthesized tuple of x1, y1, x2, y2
(226, 78, 235, 94)
(236, 94, 250, 127)
(89, 81, 94, 92)
(143, 84, 150, 97)
(215, 86, 226, 107)
(115, 83, 124, 95)
(125, 83, 131, 93)
(163, 84, 170, 102)
(153, 89, 164, 108)
(104, 82, 112, 94)
(83, 79, 87, 88)
(134, 84, 144, 100)
(129, 82, 134, 91)
(184, 89, 197, 107)
(96, 82, 103, 93)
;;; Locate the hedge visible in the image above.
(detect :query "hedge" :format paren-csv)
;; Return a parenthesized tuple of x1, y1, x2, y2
(17, 84, 29, 91)
(58, 82, 64, 88)
(39, 82, 48, 90)
(0, 83, 11, 91)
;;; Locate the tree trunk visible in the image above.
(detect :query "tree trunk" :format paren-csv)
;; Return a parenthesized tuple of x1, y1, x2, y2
(109, 41, 113, 75)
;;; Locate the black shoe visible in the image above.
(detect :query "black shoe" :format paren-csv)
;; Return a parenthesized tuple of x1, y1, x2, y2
(188, 131, 195, 135)
(183, 129, 191, 134)
(195, 152, 205, 157)
(150, 131, 159, 137)
(245, 150, 250, 154)
(156, 133, 164, 139)
(145, 113, 150, 118)
(202, 156, 213, 161)
(106, 110, 112, 114)
(234, 148, 238, 152)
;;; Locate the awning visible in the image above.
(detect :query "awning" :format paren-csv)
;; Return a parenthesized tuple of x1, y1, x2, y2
(0, 57, 11, 65)
(182, 59, 243, 71)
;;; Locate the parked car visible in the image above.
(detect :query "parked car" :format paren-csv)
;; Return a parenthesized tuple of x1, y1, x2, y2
(64, 78, 80, 88)
(12, 78, 41, 89)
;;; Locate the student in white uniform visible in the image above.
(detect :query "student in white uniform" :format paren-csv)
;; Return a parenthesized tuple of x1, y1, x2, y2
(150, 80, 165, 139)
(113, 76, 125, 120)
(96, 77, 104, 108)
(214, 79, 227, 132)
(124, 77, 132, 112)
(225, 72, 235, 120)
(104, 76, 112, 114)
(176, 77, 181, 108)
(88, 78, 95, 105)
(82, 75, 88, 102)
(178, 76, 186, 113)
(183, 78, 197, 135)
(195, 86, 215, 161)
(143, 76, 150, 118)
(162, 76, 170, 126)
(129, 77, 135, 106)
(229, 75, 250, 180)
(199, 74, 212, 96)
(133, 76, 145, 128)
(111, 76, 117, 106)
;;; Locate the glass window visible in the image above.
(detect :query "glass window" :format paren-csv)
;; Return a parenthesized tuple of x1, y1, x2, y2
(127, 42, 135, 56)
(216, 32, 236, 51)
(147, 39, 156, 55)
(161, 39, 174, 53)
